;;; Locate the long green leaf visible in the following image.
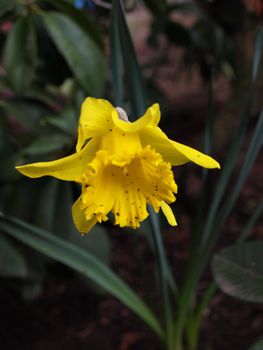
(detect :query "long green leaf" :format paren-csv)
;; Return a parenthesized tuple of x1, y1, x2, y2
(21, 134, 70, 156)
(45, 0, 103, 47)
(109, 0, 123, 106)
(238, 199, 263, 242)
(2, 99, 52, 132)
(115, 0, 147, 119)
(0, 109, 15, 181)
(3, 15, 37, 93)
(216, 109, 263, 228)
(0, 214, 164, 339)
(252, 29, 263, 82)
(43, 12, 106, 96)
(0, 234, 28, 278)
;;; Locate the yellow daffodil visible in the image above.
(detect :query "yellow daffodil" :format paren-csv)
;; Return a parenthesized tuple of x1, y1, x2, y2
(16, 97, 220, 234)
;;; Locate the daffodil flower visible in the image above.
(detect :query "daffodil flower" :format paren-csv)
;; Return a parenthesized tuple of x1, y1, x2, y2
(16, 97, 220, 234)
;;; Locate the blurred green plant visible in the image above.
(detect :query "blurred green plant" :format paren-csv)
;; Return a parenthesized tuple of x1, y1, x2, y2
(0, 0, 109, 298)
(0, 1, 263, 350)
(249, 338, 263, 350)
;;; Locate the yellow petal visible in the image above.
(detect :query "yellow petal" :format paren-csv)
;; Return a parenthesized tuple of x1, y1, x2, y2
(112, 103, 160, 133)
(100, 127, 142, 158)
(140, 126, 220, 169)
(72, 196, 97, 234)
(76, 97, 115, 152)
(16, 138, 99, 180)
(171, 140, 220, 169)
(161, 201, 177, 226)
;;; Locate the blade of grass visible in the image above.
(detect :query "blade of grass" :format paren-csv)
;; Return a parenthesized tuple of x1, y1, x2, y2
(238, 199, 263, 242)
(212, 109, 263, 239)
(0, 214, 164, 339)
(252, 28, 263, 83)
(186, 283, 216, 350)
(190, 71, 215, 257)
(201, 91, 252, 248)
(115, 0, 147, 118)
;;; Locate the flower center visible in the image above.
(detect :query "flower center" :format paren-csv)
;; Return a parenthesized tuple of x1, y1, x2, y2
(76, 146, 177, 229)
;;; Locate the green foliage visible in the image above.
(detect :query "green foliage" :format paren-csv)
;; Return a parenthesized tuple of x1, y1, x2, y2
(250, 339, 263, 350)
(3, 15, 37, 93)
(212, 241, 263, 303)
(0, 0, 17, 16)
(0, 234, 28, 278)
(0, 0, 108, 295)
(43, 12, 106, 96)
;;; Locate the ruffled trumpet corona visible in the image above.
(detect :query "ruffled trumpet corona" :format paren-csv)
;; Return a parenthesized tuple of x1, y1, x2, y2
(16, 98, 220, 234)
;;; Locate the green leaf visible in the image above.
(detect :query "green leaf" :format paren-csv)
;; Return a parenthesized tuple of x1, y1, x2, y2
(21, 134, 71, 156)
(113, 0, 147, 119)
(238, 199, 263, 242)
(3, 15, 37, 93)
(43, 12, 106, 96)
(252, 28, 263, 83)
(0, 234, 28, 278)
(249, 339, 263, 350)
(216, 109, 263, 227)
(0, 214, 164, 339)
(46, 108, 77, 135)
(3, 180, 44, 222)
(110, 0, 123, 106)
(2, 99, 52, 132)
(34, 178, 59, 231)
(0, 109, 16, 181)
(24, 85, 61, 108)
(45, 0, 103, 48)
(0, 0, 17, 16)
(212, 241, 263, 303)
(70, 225, 111, 265)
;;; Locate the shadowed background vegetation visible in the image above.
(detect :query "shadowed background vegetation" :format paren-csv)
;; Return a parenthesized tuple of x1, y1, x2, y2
(0, 1, 263, 349)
